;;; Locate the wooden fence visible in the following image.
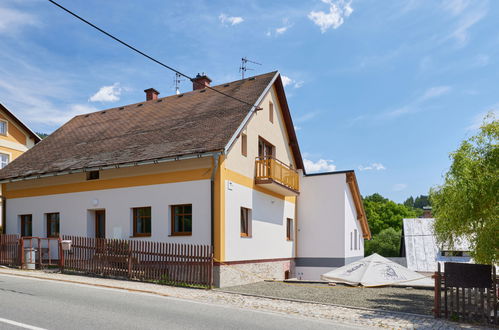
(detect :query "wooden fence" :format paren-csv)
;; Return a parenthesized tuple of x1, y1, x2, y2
(434, 262, 497, 325)
(62, 235, 213, 288)
(0, 234, 20, 266)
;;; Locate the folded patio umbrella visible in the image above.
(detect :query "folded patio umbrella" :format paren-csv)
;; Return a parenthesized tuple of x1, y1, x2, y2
(321, 253, 434, 287)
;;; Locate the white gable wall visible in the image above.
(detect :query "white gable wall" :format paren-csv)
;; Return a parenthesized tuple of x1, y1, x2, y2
(344, 184, 364, 258)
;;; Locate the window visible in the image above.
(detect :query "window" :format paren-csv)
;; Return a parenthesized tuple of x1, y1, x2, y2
(133, 207, 151, 237)
(258, 137, 274, 158)
(286, 218, 293, 241)
(269, 101, 274, 123)
(20, 214, 32, 237)
(86, 170, 99, 180)
(171, 204, 192, 236)
(46, 213, 60, 238)
(354, 229, 358, 250)
(241, 133, 247, 157)
(0, 120, 6, 135)
(0, 153, 9, 169)
(350, 232, 353, 250)
(240, 207, 251, 237)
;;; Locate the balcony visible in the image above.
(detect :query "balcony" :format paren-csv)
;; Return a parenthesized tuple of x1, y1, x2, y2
(255, 156, 299, 196)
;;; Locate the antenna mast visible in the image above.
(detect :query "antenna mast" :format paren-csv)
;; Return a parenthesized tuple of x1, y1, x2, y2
(239, 57, 262, 79)
(174, 72, 183, 94)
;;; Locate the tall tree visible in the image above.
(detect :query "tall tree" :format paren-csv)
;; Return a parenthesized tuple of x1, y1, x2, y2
(403, 196, 414, 208)
(430, 113, 498, 265)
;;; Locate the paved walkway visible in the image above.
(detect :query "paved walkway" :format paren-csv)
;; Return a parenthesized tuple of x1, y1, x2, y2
(0, 267, 484, 329)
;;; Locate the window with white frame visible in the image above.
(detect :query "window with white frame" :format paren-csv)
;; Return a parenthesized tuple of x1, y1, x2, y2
(0, 153, 9, 169)
(0, 120, 7, 135)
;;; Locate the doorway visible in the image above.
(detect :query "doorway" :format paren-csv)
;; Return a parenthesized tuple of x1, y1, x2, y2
(95, 210, 106, 239)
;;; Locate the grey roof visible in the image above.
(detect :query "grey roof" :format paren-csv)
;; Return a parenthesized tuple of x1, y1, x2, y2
(402, 218, 471, 272)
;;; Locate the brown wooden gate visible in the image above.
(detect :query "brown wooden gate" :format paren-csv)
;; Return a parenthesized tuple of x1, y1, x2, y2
(0, 234, 20, 266)
(434, 262, 498, 325)
(62, 235, 213, 288)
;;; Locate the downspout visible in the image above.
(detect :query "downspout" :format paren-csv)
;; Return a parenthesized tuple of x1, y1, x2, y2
(0, 196, 5, 234)
(210, 153, 222, 248)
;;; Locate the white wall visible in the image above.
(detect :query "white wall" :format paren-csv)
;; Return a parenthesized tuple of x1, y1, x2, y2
(6, 180, 211, 245)
(344, 185, 364, 258)
(297, 173, 346, 259)
(224, 180, 295, 261)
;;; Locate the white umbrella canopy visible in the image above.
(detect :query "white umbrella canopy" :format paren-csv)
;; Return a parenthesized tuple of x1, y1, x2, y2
(321, 253, 434, 287)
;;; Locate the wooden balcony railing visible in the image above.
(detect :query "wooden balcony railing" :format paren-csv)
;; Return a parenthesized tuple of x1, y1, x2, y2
(255, 156, 299, 192)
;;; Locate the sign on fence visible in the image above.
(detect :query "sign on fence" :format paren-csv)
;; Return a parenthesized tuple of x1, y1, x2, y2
(445, 263, 492, 288)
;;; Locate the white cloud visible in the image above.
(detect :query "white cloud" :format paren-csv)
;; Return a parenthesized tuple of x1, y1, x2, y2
(89, 83, 122, 102)
(219, 13, 244, 26)
(441, 0, 471, 16)
(444, 2, 488, 47)
(275, 26, 289, 35)
(294, 111, 319, 123)
(420, 86, 452, 101)
(308, 0, 353, 33)
(358, 163, 386, 171)
(393, 183, 408, 191)
(281, 75, 304, 89)
(0, 6, 39, 34)
(304, 158, 337, 173)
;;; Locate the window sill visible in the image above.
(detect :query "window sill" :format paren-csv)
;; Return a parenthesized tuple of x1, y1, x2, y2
(130, 234, 151, 238)
(169, 233, 192, 237)
(286, 239, 293, 242)
(240, 234, 252, 238)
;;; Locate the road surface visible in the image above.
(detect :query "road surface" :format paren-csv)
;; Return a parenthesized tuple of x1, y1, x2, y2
(0, 274, 367, 330)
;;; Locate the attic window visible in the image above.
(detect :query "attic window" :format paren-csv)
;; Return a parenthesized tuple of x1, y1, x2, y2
(249, 77, 256, 81)
(0, 120, 6, 135)
(86, 171, 99, 180)
(84, 114, 90, 118)
(101, 111, 106, 114)
(137, 103, 143, 107)
(199, 89, 206, 93)
(119, 107, 125, 110)
(178, 94, 184, 97)
(157, 99, 163, 102)
(269, 101, 274, 123)
(224, 84, 230, 87)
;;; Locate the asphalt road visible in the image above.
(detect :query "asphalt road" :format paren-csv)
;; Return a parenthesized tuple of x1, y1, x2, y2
(0, 274, 367, 330)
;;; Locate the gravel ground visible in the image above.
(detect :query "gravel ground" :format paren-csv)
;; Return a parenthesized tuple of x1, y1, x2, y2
(221, 281, 435, 316)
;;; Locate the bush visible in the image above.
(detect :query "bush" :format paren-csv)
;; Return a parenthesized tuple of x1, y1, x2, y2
(365, 228, 401, 257)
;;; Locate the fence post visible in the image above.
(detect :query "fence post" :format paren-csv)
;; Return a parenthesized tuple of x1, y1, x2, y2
(434, 262, 441, 318)
(58, 237, 64, 272)
(209, 247, 214, 289)
(128, 244, 132, 279)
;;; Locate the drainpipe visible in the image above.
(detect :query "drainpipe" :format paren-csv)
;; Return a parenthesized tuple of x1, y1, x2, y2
(210, 153, 222, 248)
(0, 196, 5, 234)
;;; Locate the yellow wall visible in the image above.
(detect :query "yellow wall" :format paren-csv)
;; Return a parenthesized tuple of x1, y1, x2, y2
(0, 113, 28, 146)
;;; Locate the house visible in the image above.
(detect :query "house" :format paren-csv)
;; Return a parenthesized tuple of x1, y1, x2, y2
(400, 217, 472, 274)
(0, 72, 370, 287)
(0, 104, 41, 231)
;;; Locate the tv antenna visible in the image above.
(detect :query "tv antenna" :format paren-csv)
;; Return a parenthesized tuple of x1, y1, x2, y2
(239, 57, 262, 79)
(173, 72, 184, 94)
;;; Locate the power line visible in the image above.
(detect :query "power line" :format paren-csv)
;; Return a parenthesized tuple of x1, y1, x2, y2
(47, 0, 261, 110)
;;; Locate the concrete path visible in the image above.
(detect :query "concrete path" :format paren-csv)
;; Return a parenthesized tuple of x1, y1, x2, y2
(0, 268, 480, 329)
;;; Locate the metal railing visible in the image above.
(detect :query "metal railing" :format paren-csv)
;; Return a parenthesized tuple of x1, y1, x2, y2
(255, 156, 299, 192)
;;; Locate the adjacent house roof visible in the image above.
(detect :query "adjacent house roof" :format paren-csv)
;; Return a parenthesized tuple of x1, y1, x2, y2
(0, 103, 41, 143)
(0, 72, 303, 181)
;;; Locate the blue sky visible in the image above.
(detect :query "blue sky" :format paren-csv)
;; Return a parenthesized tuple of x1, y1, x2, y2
(0, 0, 497, 202)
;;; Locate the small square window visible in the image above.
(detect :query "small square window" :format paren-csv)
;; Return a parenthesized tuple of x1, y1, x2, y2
(20, 214, 32, 237)
(0, 121, 7, 135)
(86, 171, 99, 180)
(286, 218, 293, 241)
(133, 207, 151, 237)
(171, 204, 192, 236)
(240, 207, 251, 237)
(46, 213, 60, 238)
(269, 101, 274, 123)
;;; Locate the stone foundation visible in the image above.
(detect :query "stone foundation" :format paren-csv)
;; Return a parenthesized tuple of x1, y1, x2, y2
(214, 259, 294, 288)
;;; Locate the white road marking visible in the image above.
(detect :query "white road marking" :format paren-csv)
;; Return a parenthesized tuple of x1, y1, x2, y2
(0, 317, 46, 330)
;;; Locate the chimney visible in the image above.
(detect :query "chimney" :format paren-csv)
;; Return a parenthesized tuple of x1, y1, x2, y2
(192, 73, 212, 91)
(144, 88, 160, 101)
(422, 206, 433, 218)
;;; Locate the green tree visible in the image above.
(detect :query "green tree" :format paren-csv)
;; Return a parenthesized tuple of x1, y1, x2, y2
(413, 195, 430, 209)
(363, 194, 418, 236)
(430, 113, 498, 265)
(365, 228, 401, 257)
(403, 196, 414, 208)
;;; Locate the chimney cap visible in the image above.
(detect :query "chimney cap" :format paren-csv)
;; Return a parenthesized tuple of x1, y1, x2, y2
(194, 73, 212, 82)
(144, 88, 160, 94)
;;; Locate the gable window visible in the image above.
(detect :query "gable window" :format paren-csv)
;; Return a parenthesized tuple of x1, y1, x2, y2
(350, 232, 353, 250)
(286, 218, 293, 241)
(269, 101, 274, 123)
(46, 213, 60, 238)
(133, 207, 151, 237)
(171, 204, 192, 236)
(0, 120, 7, 135)
(86, 170, 99, 180)
(241, 133, 247, 157)
(0, 153, 9, 169)
(20, 214, 32, 237)
(240, 207, 251, 237)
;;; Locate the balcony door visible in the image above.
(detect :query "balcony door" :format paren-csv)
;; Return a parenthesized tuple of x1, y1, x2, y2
(258, 138, 274, 158)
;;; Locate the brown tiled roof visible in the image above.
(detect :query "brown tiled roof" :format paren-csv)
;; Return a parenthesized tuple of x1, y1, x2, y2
(0, 72, 282, 180)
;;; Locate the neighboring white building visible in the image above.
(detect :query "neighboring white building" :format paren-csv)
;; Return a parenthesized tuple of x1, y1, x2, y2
(401, 218, 472, 273)
(296, 171, 370, 280)
(0, 72, 371, 287)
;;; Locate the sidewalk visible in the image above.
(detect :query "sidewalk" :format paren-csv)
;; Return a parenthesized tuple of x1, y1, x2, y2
(0, 267, 481, 329)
